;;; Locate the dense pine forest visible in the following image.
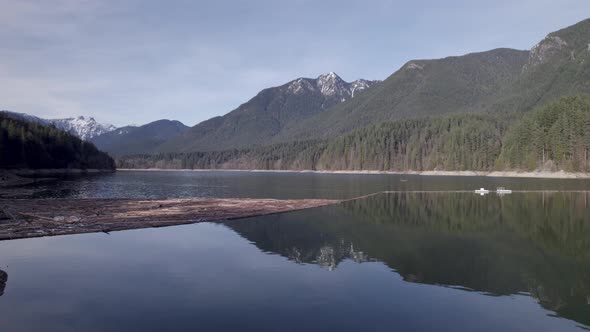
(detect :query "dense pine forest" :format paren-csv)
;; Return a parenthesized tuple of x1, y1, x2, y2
(498, 95, 590, 171)
(118, 95, 590, 173)
(0, 114, 115, 170)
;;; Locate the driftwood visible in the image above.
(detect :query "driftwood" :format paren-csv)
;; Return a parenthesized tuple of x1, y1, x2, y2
(0, 198, 339, 241)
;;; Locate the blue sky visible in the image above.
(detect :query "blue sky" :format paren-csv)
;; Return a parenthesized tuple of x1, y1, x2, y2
(1, 0, 589, 127)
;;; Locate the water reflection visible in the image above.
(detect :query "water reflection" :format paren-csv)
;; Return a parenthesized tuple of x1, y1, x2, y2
(225, 192, 590, 327)
(10, 170, 590, 200)
(287, 240, 369, 270)
(0, 269, 6, 296)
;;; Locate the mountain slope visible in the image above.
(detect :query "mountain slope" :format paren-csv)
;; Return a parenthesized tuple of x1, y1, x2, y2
(118, 94, 590, 173)
(486, 18, 590, 115)
(277, 19, 590, 142)
(0, 111, 48, 125)
(275, 48, 530, 141)
(118, 112, 511, 172)
(50, 116, 116, 140)
(0, 113, 115, 170)
(91, 120, 188, 156)
(159, 73, 379, 152)
(0, 111, 117, 140)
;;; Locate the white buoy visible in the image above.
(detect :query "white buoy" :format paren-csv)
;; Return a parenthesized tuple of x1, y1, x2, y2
(474, 188, 490, 195)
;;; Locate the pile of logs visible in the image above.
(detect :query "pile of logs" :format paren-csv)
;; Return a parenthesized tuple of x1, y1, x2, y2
(0, 198, 338, 241)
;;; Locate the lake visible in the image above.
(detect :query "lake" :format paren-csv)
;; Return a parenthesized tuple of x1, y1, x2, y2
(0, 170, 589, 331)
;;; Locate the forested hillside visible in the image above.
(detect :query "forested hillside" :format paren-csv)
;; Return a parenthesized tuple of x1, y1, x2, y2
(0, 114, 115, 170)
(276, 48, 529, 142)
(91, 120, 188, 156)
(118, 95, 590, 173)
(263, 18, 590, 144)
(108, 19, 590, 157)
(498, 95, 590, 171)
(485, 18, 590, 116)
(116, 19, 590, 169)
(159, 73, 378, 153)
(117, 113, 512, 171)
(117, 112, 510, 171)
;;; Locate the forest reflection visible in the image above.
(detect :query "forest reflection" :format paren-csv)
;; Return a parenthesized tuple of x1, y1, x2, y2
(226, 192, 590, 326)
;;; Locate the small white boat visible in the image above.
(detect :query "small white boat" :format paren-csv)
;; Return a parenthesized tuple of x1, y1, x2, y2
(496, 187, 512, 194)
(474, 188, 490, 195)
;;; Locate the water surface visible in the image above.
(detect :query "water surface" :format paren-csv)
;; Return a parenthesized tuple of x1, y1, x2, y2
(11, 169, 590, 199)
(0, 171, 589, 331)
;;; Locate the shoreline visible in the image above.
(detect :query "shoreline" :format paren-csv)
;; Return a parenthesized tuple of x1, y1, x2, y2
(116, 168, 590, 179)
(1, 169, 115, 190)
(10, 168, 115, 176)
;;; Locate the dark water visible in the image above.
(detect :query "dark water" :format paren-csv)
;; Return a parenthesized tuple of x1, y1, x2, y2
(1, 171, 590, 331)
(9, 169, 590, 199)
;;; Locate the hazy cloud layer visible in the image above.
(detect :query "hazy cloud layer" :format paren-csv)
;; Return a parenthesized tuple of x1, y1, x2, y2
(1, 0, 589, 126)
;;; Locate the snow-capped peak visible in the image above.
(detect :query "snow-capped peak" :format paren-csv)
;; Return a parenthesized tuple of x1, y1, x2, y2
(349, 79, 375, 98)
(317, 71, 341, 81)
(287, 78, 316, 95)
(285, 72, 379, 102)
(0, 110, 117, 140)
(49, 116, 117, 140)
(316, 72, 347, 96)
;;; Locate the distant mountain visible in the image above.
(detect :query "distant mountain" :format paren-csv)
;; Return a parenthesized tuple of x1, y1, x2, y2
(91, 120, 188, 156)
(0, 110, 189, 156)
(274, 18, 590, 142)
(118, 94, 590, 173)
(274, 48, 531, 141)
(0, 110, 49, 125)
(0, 111, 116, 140)
(158, 73, 379, 152)
(50, 116, 116, 140)
(486, 18, 590, 114)
(157, 46, 534, 152)
(120, 18, 590, 173)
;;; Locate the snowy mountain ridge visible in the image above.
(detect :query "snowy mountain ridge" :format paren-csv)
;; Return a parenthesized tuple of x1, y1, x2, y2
(287, 72, 379, 102)
(50, 116, 116, 140)
(0, 111, 117, 140)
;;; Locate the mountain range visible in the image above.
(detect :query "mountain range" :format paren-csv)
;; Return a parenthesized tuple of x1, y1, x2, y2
(4, 18, 590, 171)
(228, 18, 590, 144)
(90, 120, 188, 156)
(50, 116, 116, 140)
(0, 111, 116, 140)
(2, 73, 377, 156)
(156, 18, 590, 153)
(0, 112, 115, 170)
(157, 73, 379, 152)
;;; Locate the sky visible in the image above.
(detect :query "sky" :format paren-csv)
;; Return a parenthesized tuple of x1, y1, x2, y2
(1, 0, 589, 127)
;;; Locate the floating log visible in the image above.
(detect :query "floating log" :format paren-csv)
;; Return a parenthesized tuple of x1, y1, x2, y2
(0, 198, 339, 241)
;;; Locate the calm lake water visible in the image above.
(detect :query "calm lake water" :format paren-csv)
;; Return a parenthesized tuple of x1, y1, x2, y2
(1, 170, 589, 331)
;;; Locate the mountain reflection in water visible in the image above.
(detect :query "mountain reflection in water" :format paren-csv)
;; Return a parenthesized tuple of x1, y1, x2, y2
(225, 192, 590, 327)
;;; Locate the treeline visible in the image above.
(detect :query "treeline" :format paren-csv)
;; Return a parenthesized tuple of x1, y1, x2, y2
(118, 113, 510, 171)
(314, 113, 509, 171)
(498, 95, 590, 171)
(0, 114, 115, 170)
(118, 140, 327, 170)
(119, 95, 590, 172)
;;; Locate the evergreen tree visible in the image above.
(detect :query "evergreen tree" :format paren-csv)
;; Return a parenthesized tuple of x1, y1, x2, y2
(0, 114, 115, 170)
